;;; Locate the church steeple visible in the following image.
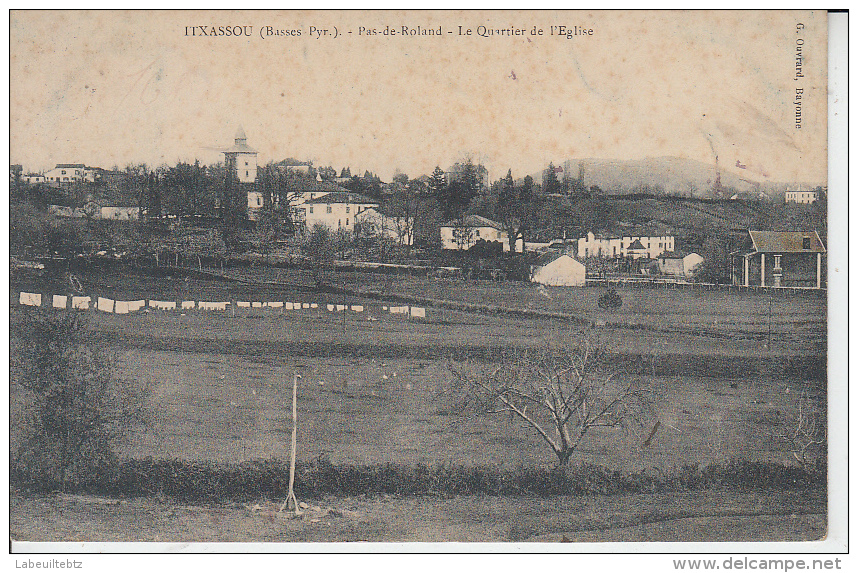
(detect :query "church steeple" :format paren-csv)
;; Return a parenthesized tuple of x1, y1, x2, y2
(222, 125, 258, 184)
(235, 125, 247, 145)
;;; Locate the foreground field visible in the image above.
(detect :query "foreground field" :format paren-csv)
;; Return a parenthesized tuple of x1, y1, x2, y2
(11, 488, 825, 543)
(112, 347, 823, 470)
(9, 263, 828, 544)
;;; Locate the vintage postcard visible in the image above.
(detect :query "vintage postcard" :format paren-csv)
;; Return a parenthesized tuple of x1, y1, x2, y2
(9, 9, 839, 554)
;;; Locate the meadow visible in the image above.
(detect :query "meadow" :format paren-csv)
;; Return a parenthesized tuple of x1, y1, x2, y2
(10, 265, 828, 542)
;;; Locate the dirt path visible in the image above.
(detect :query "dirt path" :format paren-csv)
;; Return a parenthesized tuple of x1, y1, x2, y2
(11, 488, 825, 544)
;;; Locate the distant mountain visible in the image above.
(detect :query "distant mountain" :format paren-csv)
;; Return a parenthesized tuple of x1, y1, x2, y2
(535, 157, 802, 199)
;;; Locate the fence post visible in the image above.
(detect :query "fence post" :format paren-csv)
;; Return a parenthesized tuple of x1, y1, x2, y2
(280, 372, 302, 514)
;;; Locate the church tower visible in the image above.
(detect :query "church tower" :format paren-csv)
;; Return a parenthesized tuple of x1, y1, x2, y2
(222, 126, 263, 220)
(223, 125, 258, 183)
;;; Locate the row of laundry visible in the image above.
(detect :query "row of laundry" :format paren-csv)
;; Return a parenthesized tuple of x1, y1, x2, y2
(17, 292, 427, 318)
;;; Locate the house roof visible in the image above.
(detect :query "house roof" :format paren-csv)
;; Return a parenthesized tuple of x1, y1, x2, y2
(285, 178, 346, 194)
(534, 251, 575, 267)
(223, 142, 258, 154)
(627, 239, 646, 250)
(304, 192, 378, 205)
(748, 230, 826, 253)
(657, 251, 684, 260)
(54, 163, 86, 169)
(441, 214, 504, 230)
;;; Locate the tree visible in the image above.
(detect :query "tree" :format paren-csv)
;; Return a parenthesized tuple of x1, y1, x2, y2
(693, 235, 730, 283)
(11, 311, 148, 491)
(428, 166, 447, 199)
(543, 162, 562, 195)
(440, 180, 476, 222)
(451, 217, 474, 250)
(459, 158, 484, 196)
(254, 204, 286, 263)
(219, 156, 246, 251)
(449, 338, 656, 466)
(302, 224, 335, 284)
(772, 383, 827, 472)
(496, 170, 538, 253)
(388, 178, 429, 253)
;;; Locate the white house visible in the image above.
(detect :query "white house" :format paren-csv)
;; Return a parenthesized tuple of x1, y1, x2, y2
(23, 173, 46, 184)
(682, 253, 704, 277)
(785, 189, 818, 204)
(440, 215, 515, 251)
(355, 207, 413, 245)
(298, 192, 378, 233)
(656, 252, 704, 278)
(44, 164, 98, 185)
(577, 231, 675, 259)
(531, 252, 586, 287)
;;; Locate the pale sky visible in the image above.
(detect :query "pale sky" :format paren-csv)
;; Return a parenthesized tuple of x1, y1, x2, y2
(10, 10, 828, 184)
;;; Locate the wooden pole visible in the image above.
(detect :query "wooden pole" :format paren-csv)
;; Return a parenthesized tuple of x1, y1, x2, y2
(280, 373, 301, 513)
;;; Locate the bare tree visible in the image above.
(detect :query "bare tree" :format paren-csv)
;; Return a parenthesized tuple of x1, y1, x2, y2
(773, 384, 827, 471)
(450, 339, 656, 466)
(451, 218, 474, 250)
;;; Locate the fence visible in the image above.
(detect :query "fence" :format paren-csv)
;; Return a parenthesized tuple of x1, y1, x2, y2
(589, 277, 827, 297)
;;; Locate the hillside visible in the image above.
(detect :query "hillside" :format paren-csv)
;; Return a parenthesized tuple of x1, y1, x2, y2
(540, 156, 812, 199)
(537, 194, 827, 250)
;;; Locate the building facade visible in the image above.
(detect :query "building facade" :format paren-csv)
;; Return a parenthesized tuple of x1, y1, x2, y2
(355, 207, 413, 246)
(44, 164, 98, 185)
(731, 230, 826, 288)
(577, 231, 675, 260)
(298, 192, 378, 233)
(785, 189, 818, 204)
(440, 215, 514, 251)
(531, 252, 586, 287)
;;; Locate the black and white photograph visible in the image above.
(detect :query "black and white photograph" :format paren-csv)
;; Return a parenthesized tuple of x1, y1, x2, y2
(7, 9, 844, 555)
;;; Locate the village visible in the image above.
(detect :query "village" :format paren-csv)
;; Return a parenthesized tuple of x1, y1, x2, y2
(10, 126, 827, 298)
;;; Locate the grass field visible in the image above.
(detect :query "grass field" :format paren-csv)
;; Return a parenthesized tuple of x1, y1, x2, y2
(10, 263, 828, 543)
(212, 265, 827, 338)
(112, 346, 824, 471)
(14, 262, 826, 342)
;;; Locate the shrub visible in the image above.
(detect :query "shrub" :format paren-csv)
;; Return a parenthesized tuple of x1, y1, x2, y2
(10, 310, 148, 492)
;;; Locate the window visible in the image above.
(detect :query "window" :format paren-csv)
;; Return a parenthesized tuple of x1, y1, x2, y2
(245, 161, 249, 166)
(246, 171, 249, 177)
(346, 206, 350, 213)
(338, 220, 341, 227)
(476, 230, 481, 237)
(61, 170, 66, 175)
(326, 206, 332, 214)
(257, 196, 262, 206)
(346, 218, 349, 226)
(802, 237, 811, 250)
(309, 206, 313, 214)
